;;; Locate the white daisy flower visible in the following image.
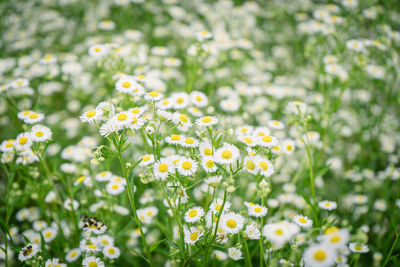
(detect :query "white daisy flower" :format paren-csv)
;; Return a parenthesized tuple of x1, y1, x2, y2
(137, 207, 158, 224)
(80, 238, 101, 253)
(112, 111, 133, 128)
(215, 143, 240, 165)
(220, 212, 244, 234)
(320, 229, 350, 248)
(96, 171, 113, 182)
(106, 182, 125, 195)
(248, 204, 268, 217)
(103, 245, 120, 259)
(42, 227, 58, 242)
(129, 106, 147, 116)
(209, 198, 231, 214)
(115, 76, 144, 95)
(15, 132, 33, 151)
(201, 156, 218, 173)
(257, 135, 278, 148)
(188, 107, 203, 117)
(0, 139, 15, 152)
(171, 92, 190, 109)
(318, 200, 337, 211)
(44, 258, 66, 267)
(173, 112, 192, 128)
(184, 206, 205, 223)
(239, 135, 258, 147)
(177, 157, 198, 176)
(303, 243, 336, 267)
(88, 44, 110, 58)
(196, 30, 213, 41)
(180, 137, 199, 148)
(153, 158, 173, 180)
(31, 125, 52, 142)
(349, 243, 369, 253)
(190, 91, 208, 107)
(196, 116, 218, 127)
(139, 154, 155, 166)
(235, 125, 254, 137)
(82, 256, 105, 267)
(262, 221, 300, 247)
(199, 141, 213, 156)
(127, 116, 145, 131)
(23, 112, 44, 124)
(243, 156, 258, 175)
(184, 226, 203, 245)
(282, 139, 295, 154)
(80, 109, 103, 123)
(65, 248, 81, 262)
(245, 224, 261, 240)
(97, 234, 114, 247)
(293, 215, 313, 228)
(165, 134, 184, 145)
(254, 156, 274, 177)
(145, 91, 163, 101)
(268, 120, 285, 130)
(228, 247, 243, 261)
(157, 98, 173, 109)
(18, 244, 39, 261)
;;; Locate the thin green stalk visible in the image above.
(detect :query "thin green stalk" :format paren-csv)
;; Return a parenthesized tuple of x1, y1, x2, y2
(243, 236, 253, 267)
(383, 230, 400, 267)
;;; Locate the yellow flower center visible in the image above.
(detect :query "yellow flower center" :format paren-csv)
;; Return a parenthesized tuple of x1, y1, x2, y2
(131, 108, 140, 114)
(259, 162, 268, 170)
(19, 137, 28, 145)
(243, 137, 252, 144)
(143, 155, 151, 161)
(76, 176, 86, 183)
(149, 91, 159, 97)
(274, 229, 284, 235)
(195, 96, 202, 101)
(30, 113, 38, 119)
(202, 116, 212, 123)
(188, 209, 198, 217)
(313, 250, 327, 261)
(325, 227, 339, 234)
(5, 142, 13, 148)
(254, 207, 262, 213)
(88, 244, 97, 249)
(94, 47, 101, 52)
(112, 184, 119, 190)
(35, 131, 44, 137)
(23, 111, 30, 115)
(246, 160, 255, 170)
(171, 135, 181, 141)
(185, 138, 194, 144)
(86, 110, 96, 118)
(262, 136, 272, 142)
(206, 160, 214, 168)
(221, 150, 232, 159)
(215, 204, 221, 211)
(158, 163, 168, 172)
(298, 217, 307, 223)
(204, 148, 212, 156)
(45, 232, 52, 238)
(70, 251, 77, 257)
(330, 235, 341, 243)
(122, 81, 131, 88)
(287, 145, 293, 151)
(190, 232, 199, 241)
(176, 97, 184, 104)
(117, 113, 128, 121)
(182, 161, 192, 170)
(108, 248, 116, 254)
(226, 219, 237, 229)
(179, 114, 188, 122)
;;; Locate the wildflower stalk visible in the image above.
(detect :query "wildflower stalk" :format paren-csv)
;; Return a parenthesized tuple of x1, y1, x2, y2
(114, 132, 153, 266)
(382, 229, 400, 267)
(243, 235, 253, 267)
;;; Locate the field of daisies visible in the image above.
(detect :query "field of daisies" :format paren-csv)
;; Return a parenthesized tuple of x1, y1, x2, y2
(1, 0, 400, 266)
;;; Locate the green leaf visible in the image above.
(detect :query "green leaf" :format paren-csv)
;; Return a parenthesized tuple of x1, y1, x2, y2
(150, 239, 165, 253)
(166, 239, 179, 249)
(315, 163, 332, 178)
